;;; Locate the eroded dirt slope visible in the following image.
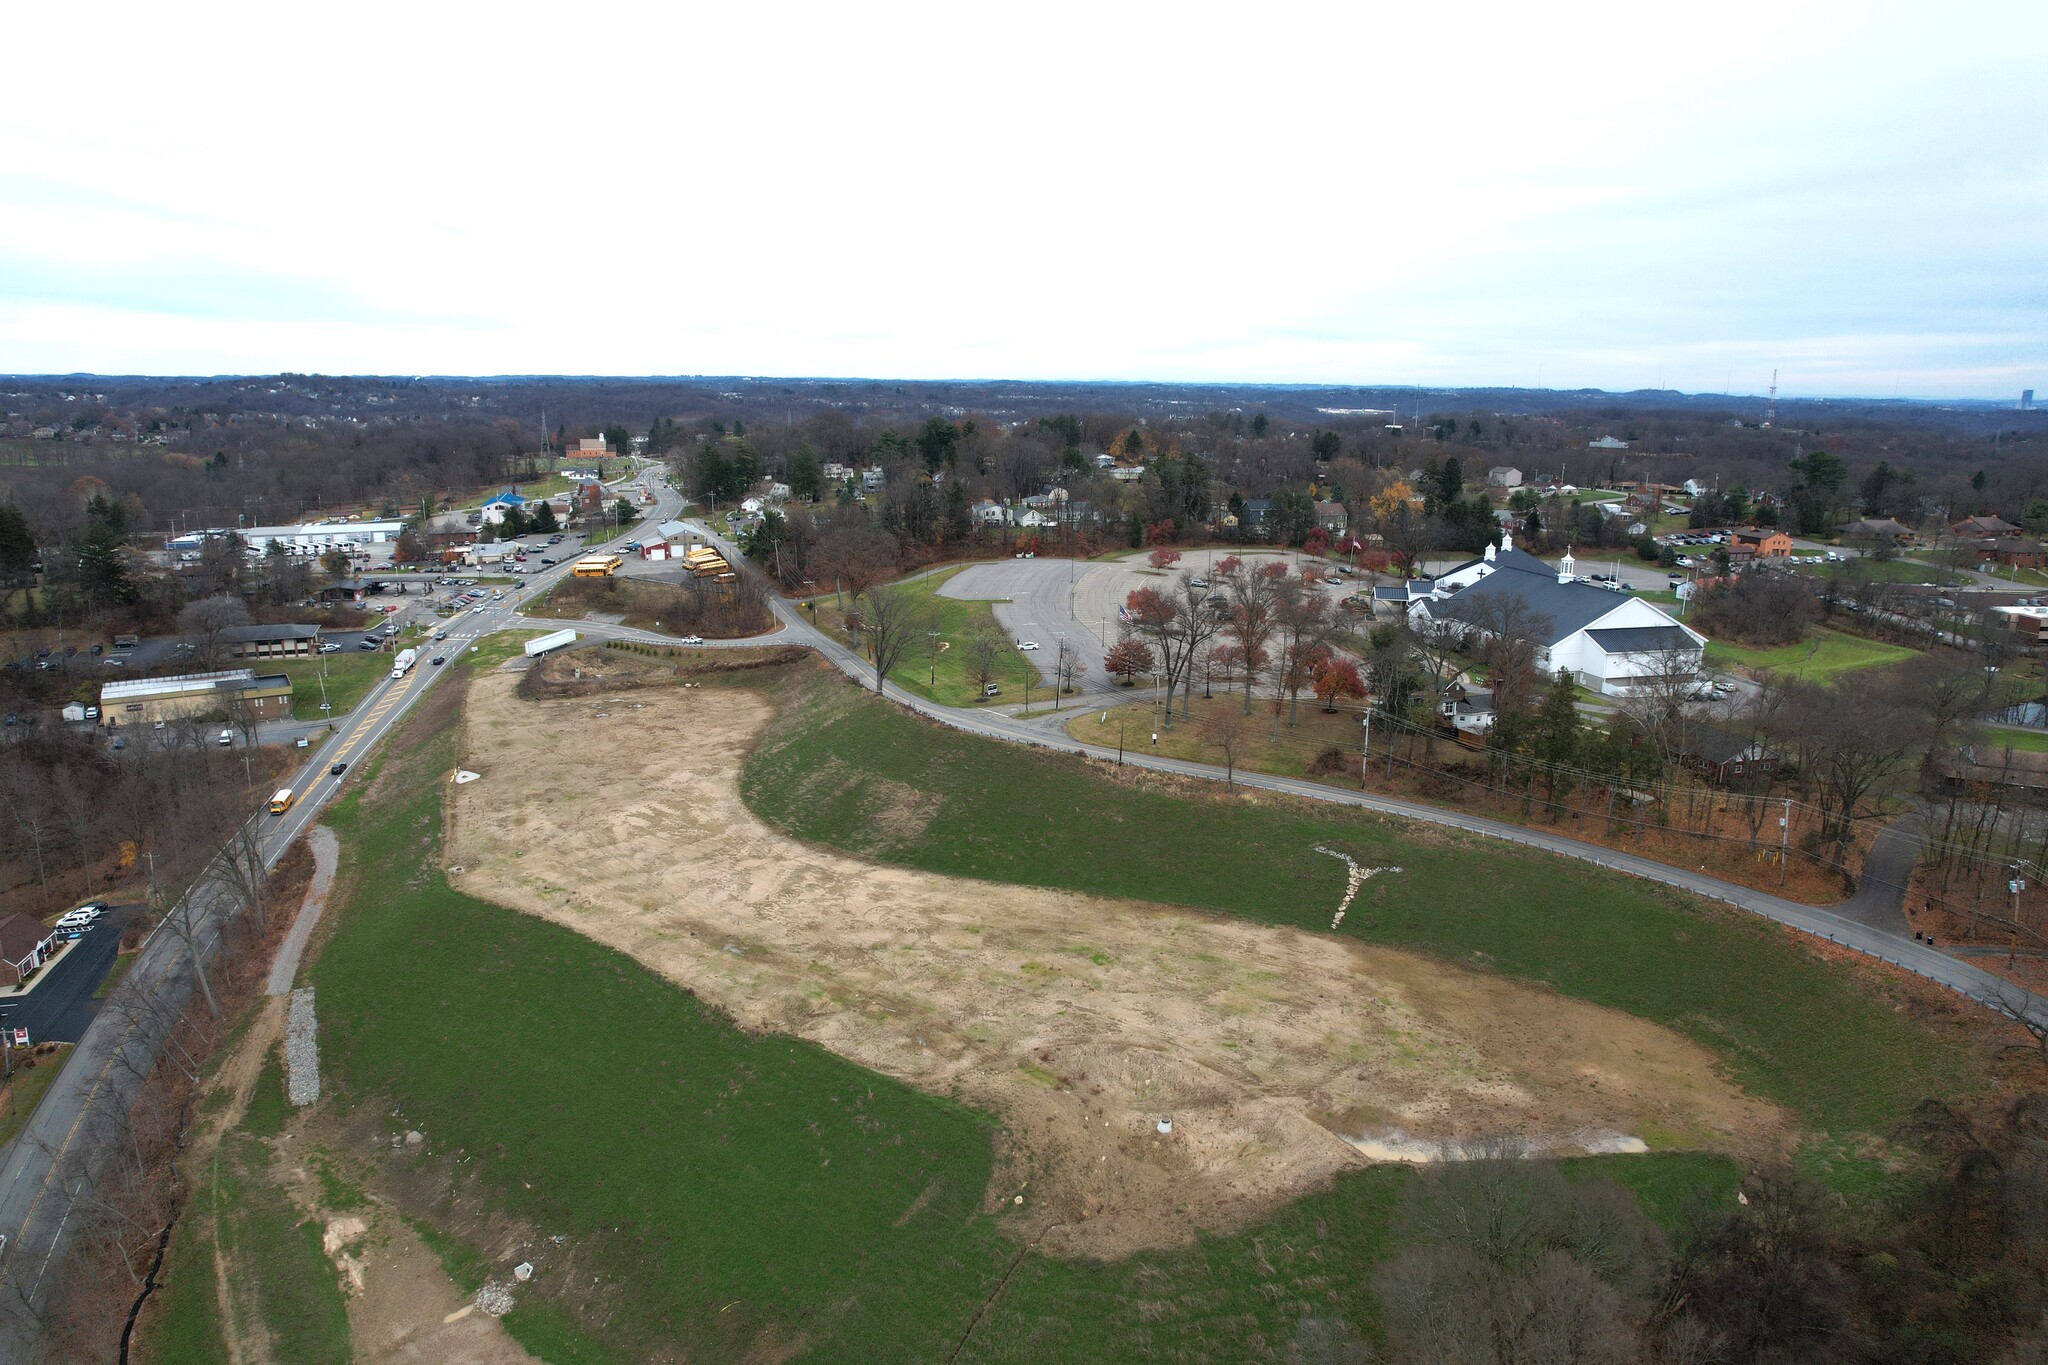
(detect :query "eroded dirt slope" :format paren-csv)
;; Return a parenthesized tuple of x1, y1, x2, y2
(447, 673, 1783, 1257)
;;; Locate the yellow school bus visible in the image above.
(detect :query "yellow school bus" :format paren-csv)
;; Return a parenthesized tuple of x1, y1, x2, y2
(268, 788, 296, 816)
(572, 554, 623, 578)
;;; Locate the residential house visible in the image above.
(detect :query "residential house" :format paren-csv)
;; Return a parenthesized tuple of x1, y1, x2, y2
(0, 914, 57, 988)
(573, 481, 606, 518)
(821, 462, 854, 486)
(1837, 517, 1916, 544)
(766, 481, 792, 502)
(859, 466, 886, 493)
(1486, 467, 1524, 489)
(1093, 453, 1117, 469)
(1241, 499, 1274, 532)
(1438, 684, 1496, 741)
(1108, 465, 1145, 482)
(1314, 501, 1348, 534)
(970, 500, 1007, 527)
(1686, 726, 1777, 783)
(1729, 527, 1793, 559)
(1952, 514, 2021, 538)
(1407, 536, 1705, 695)
(1938, 746, 2048, 797)
(1976, 537, 2047, 569)
(1682, 479, 1708, 497)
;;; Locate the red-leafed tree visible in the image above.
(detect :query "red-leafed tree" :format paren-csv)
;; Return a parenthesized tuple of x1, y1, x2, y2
(1145, 519, 1177, 547)
(1104, 637, 1155, 685)
(1303, 527, 1331, 559)
(1148, 547, 1182, 572)
(1313, 656, 1367, 711)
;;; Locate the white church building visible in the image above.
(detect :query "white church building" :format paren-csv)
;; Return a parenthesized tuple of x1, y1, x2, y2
(1383, 534, 1704, 696)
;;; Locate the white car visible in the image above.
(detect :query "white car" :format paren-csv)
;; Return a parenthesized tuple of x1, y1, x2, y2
(318, 642, 341, 654)
(1016, 641, 1041, 651)
(55, 906, 102, 930)
(678, 634, 706, 646)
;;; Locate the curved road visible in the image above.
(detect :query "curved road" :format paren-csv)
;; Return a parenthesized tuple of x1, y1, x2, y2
(628, 519, 2048, 1037)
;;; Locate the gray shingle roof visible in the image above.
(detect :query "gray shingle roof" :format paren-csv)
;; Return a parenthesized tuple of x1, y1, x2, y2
(1425, 552, 1624, 645)
(1585, 625, 1698, 654)
(219, 624, 322, 643)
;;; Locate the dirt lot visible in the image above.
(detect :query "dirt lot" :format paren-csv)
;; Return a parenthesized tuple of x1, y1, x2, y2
(447, 672, 1785, 1258)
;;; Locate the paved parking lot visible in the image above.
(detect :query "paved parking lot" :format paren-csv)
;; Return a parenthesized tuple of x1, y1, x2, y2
(0, 908, 131, 1046)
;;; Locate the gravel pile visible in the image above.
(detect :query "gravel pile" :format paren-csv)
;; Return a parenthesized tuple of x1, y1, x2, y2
(475, 1281, 516, 1317)
(285, 987, 320, 1107)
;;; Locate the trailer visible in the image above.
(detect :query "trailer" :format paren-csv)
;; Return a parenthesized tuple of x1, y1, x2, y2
(391, 648, 418, 679)
(524, 628, 579, 658)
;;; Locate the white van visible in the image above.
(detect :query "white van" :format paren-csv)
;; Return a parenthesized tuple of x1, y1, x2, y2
(218, 729, 234, 747)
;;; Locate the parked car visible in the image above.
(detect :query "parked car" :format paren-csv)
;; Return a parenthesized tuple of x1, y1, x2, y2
(358, 638, 380, 650)
(982, 683, 1002, 698)
(319, 642, 341, 653)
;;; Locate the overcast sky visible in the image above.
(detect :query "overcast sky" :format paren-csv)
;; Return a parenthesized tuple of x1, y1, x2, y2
(2, 1, 2042, 398)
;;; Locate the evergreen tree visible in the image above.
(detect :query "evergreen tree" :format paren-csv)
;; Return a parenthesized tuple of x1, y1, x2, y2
(0, 504, 37, 584)
(789, 445, 823, 502)
(529, 501, 559, 534)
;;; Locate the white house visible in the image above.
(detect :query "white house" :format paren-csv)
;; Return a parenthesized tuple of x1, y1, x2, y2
(1682, 478, 1708, 496)
(1406, 534, 1704, 695)
(860, 466, 886, 492)
(971, 500, 1007, 526)
(1487, 466, 1524, 488)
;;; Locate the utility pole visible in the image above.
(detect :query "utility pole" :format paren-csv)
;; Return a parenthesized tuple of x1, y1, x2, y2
(1360, 708, 1372, 790)
(1778, 799, 1791, 886)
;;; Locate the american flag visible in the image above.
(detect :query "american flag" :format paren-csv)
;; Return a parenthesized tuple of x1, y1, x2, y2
(1116, 604, 1131, 623)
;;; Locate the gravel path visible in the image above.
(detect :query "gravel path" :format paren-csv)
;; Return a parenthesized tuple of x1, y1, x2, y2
(268, 826, 338, 996)
(285, 986, 320, 1107)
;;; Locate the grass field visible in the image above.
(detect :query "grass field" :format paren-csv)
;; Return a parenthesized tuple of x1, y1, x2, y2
(1703, 626, 1918, 682)
(744, 669, 1978, 1136)
(274, 651, 388, 718)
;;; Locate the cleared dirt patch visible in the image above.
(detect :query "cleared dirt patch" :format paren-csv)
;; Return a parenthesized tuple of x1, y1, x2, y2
(447, 674, 1784, 1257)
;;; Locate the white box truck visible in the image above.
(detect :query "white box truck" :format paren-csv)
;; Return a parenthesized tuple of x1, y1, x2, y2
(391, 648, 418, 679)
(524, 628, 578, 658)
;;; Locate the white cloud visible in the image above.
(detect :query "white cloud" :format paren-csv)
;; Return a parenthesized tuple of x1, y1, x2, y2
(1, 0, 2042, 395)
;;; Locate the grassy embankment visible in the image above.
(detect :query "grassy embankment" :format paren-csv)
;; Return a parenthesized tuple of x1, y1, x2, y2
(141, 1047, 353, 1364)
(284, 644, 1747, 1360)
(746, 668, 1980, 1143)
(1794, 556, 1970, 587)
(1703, 626, 1917, 682)
(175, 642, 1983, 1361)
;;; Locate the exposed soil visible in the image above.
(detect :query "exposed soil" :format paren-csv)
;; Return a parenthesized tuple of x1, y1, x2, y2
(447, 673, 1787, 1258)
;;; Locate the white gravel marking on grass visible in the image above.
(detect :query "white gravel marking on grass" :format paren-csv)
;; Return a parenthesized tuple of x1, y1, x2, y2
(285, 986, 320, 1106)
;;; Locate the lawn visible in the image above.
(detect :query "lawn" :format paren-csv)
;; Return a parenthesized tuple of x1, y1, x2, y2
(275, 651, 389, 718)
(1702, 627, 1918, 682)
(743, 669, 1978, 1136)
(1982, 725, 2048, 754)
(1066, 690, 1365, 782)
(0, 1045, 71, 1149)
(830, 569, 1032, 707)
(1795, 557, 1969, 587)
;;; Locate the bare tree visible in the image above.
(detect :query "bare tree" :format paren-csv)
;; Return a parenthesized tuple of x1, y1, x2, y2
(176, 593, 252, 672)
(858, 585, 931, 694)
(964, 627, 1005, 699)
(1199, 705, 1250, 786)
(1463, 591, 1554, 717)
(1272, 574, 1336, 725)
(1055, 639, 1086, 695)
